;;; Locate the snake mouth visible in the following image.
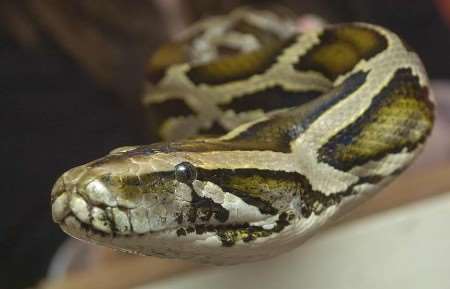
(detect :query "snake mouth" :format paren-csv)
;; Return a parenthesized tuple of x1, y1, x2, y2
(57, 212, 187, 259)
(52, 189, 174, 237)
(52, 187, 292, 250)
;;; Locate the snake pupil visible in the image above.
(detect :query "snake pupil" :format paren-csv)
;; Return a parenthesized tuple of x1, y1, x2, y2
(174, 162, 197, 183)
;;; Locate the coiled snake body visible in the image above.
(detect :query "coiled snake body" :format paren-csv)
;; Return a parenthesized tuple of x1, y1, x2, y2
(51, 8, 434, 264)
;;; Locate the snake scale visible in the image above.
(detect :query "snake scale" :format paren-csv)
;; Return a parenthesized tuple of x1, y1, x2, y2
(51, 8, 434, 264)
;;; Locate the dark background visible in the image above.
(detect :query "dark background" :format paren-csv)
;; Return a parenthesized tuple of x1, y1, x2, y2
(1, 1, 449, 288)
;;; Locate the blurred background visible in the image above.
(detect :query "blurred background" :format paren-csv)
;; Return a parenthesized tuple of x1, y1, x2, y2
(1, 1, 450, 288)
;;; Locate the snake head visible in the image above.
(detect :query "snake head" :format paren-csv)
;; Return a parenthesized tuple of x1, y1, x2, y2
(51, 143, 311, 264)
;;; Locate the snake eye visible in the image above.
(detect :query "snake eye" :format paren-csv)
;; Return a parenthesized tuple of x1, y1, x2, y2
(174, 162, 197, 183)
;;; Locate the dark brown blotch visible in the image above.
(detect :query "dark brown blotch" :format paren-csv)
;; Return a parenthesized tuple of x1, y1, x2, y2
(318, 68, 434, 171)
(219, 86, 321, 113)
(295, 24, 388, 80)
(186, 36, 296, 86)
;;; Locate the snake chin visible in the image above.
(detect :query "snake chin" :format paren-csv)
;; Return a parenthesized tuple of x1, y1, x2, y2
(51, 181, 314, 264)
(58, 212, 313, 265)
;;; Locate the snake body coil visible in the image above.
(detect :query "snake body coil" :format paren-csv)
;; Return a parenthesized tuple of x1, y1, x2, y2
(51, 8, 434, 264)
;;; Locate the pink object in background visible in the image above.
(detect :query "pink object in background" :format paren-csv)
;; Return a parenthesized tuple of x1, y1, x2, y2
(296, 14, 326, 32)
(436, 0, 450, 27)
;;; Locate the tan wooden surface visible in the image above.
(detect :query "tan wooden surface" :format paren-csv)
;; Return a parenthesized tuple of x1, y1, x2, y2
(37, 256, 204, 289)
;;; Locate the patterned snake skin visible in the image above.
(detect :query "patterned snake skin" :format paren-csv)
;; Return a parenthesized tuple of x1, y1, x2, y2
(51, 8, 434, 264)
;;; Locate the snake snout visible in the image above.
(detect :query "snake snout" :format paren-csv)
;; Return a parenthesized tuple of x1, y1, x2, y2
(51, 163, 140, 236)
(50, 165, 101, 225)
